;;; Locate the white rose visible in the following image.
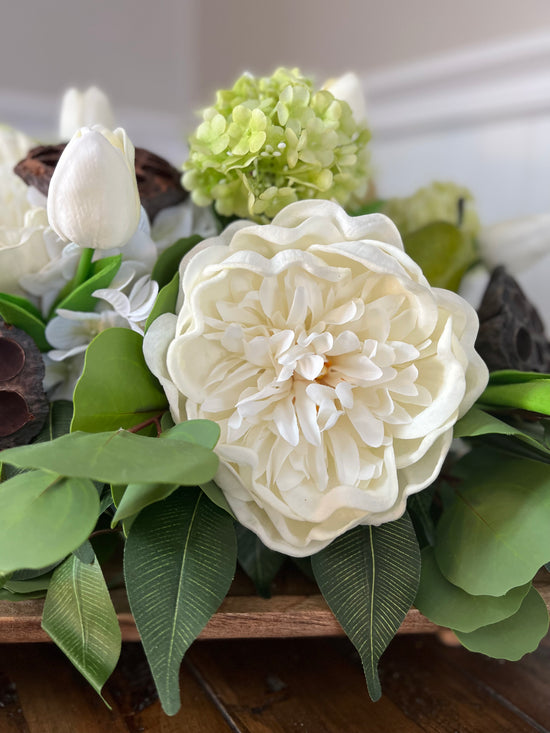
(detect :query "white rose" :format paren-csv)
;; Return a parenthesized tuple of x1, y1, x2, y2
(0, 126, 50, 296)
(144, 200, 488, 556)
(47, 126, 141, 250)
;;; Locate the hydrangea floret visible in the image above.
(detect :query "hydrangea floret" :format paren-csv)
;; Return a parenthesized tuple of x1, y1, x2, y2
(182, 68, 371, 221)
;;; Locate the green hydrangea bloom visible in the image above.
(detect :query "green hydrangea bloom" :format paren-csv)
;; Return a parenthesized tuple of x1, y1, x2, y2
(383, 182, 480, 239)
(183, 68, 371, 222)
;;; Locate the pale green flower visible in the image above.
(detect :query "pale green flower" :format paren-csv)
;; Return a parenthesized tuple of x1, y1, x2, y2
(383, 182, 480, 239)
(183, 68, 371, 222)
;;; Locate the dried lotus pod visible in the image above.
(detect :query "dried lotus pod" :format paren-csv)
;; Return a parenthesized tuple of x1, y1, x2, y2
(0, 321, 49, 450)
(14, 144, 188, 222)
(475, 266, 550, 372)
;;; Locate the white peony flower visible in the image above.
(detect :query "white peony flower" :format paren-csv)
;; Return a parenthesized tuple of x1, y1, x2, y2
(0, 125, 51, 296)
(47, 125, 141, 250)
(59, 86, 115, 140)
(143, 200, 488, 556)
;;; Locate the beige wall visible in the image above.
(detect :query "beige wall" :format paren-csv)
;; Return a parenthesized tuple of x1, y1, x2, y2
(1, 0, 550, 117)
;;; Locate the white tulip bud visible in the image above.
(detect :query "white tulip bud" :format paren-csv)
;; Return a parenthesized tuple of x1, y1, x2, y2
(47, 126, 141, 250)
(59, 86, 115, 140)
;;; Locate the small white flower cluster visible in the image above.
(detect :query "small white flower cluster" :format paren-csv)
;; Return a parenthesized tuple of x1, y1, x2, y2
(0, 88, 217, 399)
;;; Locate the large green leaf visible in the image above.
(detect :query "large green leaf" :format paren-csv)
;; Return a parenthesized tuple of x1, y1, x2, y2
(0, 292, 49, 350)
(145, 272, 179, 331)
(455, 586, 549, 660)
(403, 221, 478, 291)
(124, 488, 237, 716)
(415, 547, 529, 632)
(71, 328, 168, 433)
(0, 470, 99, 572)
(199, 480, 235, 517)
(0, 429, 218, 486)
(311, 513, 420, 700)
(151, 235, 202, 288)
(53, 255, 122, 315)
(42, 555, 121, 699)
(435, 449, 550, 596)
(236, 524, 285, 598)
(479, 379, 550, 415)
(455, 405, 550, 458)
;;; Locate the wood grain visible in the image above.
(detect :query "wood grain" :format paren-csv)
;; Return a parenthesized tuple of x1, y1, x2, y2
(2, 571, 549, 643)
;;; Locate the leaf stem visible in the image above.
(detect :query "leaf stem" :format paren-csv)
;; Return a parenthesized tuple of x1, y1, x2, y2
(128, 413, 165, 437)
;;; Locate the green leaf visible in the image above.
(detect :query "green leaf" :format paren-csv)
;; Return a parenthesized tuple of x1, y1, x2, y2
(145, 272, 179, 331)
(403, 222, 478, 291)
(53, 255, 122, 316)
(349, 199, 386, 216)
(455, 586, 549, 660)
(407, 489, 436, 547)
(3, 574, 52, 595)
(0, 588, 48, 601)
(42, 555, 121, 700)
(479, 379, 550, 415)
(0, 292, 49, 350)
(164, 419, 220, 449)
(71, 328, 168, 433)
(488, 370, 550, 385)
(199, 480, 235, 518)
(34, 400, 74, 444)
(415, 547, 530, 632)
(0, 429, 218, 486)
(111, 482, 179, 526)
(124, 487, 237, 716)
(151, 235, 202, 288)
(435, 449, 550, 596)
(0, 470, 99, 572)
(455, 405, 550, 457)
(236, 524, 285, 598)
(311, 513, 420, 700)
(73, 539, 95, 564)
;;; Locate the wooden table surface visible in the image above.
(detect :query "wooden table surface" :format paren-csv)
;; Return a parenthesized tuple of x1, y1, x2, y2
(1, 632, 549, 732)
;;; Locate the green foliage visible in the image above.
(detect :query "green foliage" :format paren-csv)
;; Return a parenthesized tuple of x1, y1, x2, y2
(312, 513, 420, 700)
(111, 482, 179, 526)
(71, 328, 168, 432)
(0, 292, 49, 350)
(403, 222, 478, 292)
(53, 255, 122, 315)
(455, 587, 549, 660)
(0, 470, 99, 572)
(42, 555, 121, 700)
(0, 429, 219, 486)
(435, 448, 550, 596)
(151, 235, 203, 288)
(35, 400, 74, 443)
(199, 480, 235, 517)
(124, 488, 237, 716)
(236, 524, 285, 598)
(145, 272, 179, 331)
(415, 547, 529, 632)
(479, 375, 550, 416)
(455, 405, 550, 460)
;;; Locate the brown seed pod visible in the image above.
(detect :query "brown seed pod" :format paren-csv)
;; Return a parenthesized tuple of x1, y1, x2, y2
(476, 266, 550, 372)
(0, 321, 49, 450)
(13, 144, 188, 223)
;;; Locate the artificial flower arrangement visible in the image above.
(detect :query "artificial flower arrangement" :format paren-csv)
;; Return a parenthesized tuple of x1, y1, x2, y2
(0, 68, 549, 716)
